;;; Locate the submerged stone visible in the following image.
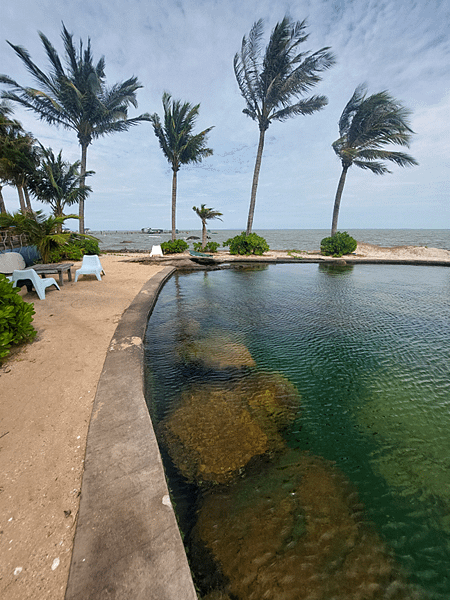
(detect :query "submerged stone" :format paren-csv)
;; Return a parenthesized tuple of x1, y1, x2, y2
(192, 450, 421, 600)
(180, 334, 256, 369)
(158, 372, 300, 486)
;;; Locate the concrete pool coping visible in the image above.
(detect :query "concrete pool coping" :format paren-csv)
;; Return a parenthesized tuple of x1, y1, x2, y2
(65, 266, 198, 600)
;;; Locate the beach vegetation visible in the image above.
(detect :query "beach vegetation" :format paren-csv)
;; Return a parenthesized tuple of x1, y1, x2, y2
(224, 231, 269, 255)
(193, 241, 220, 253)
(161, 239, 189, 254)
(320, 231, 357, 257)
(47, 235, 100, 262)
(0, 103, 39, 213)
(28, 146, 93, 228)
(0, 274, 36, 361)
(150, 93, 213, 241)
(0, 24, 150, 234)
(331, 85, 418, 236)
(192, 204, 223, 249)
(0, 209, 84, 263)
(234, 16, 335, 235)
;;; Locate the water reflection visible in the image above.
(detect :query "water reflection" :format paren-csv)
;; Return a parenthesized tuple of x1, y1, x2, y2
(144, 264, 450, 599)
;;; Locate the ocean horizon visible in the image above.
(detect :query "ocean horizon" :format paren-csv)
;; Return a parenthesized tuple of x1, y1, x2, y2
(90, 228, 450, 253)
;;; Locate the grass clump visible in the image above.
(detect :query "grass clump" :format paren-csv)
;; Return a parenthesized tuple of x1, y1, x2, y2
(193, 241, 220, 253)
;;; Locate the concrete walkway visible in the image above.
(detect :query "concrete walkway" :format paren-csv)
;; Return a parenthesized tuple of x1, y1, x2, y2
(65, 267, 197, 600)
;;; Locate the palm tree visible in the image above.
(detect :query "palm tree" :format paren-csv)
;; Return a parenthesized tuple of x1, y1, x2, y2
(192, 204, 223, 249)
(150, 92, 213, 241)
(29, 146, 92, 227)
(0, 113, 39, 212)
(234, 16, 335, 235)
(331, 85, 418, 236)
(0, 24, 150, 233)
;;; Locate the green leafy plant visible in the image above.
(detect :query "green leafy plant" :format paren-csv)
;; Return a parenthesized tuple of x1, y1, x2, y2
(224, 232, 269, 255)
(0, 274, 36, 360)
(161, 239, 189, 254)
(320, 231, 357, 257)
(193, 241, 220, 253)
(47, 236, 100, 262)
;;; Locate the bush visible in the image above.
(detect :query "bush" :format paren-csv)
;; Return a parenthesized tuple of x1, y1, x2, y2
(223, 232, 269, 256)
(47, 236, 101, 262)
(0, 275, 37, 361)
(161, 239, 189, 254)
(320, 232, 357, 257)
(193, 241, 220, 253)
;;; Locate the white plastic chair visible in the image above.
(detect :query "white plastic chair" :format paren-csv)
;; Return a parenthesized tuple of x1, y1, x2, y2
(75, 255, 105, 282)
(11, 268, 60, 300)
(150, 244, 163, 257)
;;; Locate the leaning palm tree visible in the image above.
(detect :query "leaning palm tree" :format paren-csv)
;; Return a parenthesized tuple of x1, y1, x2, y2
(192, 204, 223, 249)
(151, 93, 213, 241)
(0, 24, 149, 233)
(234, 16, 335, 234)
(29, 146, 92, 227)
(331, 85, 418, 236)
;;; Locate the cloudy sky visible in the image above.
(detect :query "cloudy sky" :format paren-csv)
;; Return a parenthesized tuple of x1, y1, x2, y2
(1, 0, 449, 231)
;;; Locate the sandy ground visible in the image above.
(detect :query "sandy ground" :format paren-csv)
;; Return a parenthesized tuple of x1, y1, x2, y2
(0, 243, 449, 600)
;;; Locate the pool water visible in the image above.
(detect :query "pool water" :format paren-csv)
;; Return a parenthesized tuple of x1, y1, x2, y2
(144, 263, 450, 599)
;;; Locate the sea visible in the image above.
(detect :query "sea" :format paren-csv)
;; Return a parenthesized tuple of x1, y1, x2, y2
(90, 228, 450, 253)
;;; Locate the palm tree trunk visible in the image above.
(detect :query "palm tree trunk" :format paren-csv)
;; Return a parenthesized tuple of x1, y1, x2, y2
(17, 185, 26, 212)
(202, 220, 207, 249)
(246, 128, 266, 235)
(24, 186, 33, 212)
(79, 143, 88, 234)
(171, 169, 177, 241)
(0, 186, 6, 214)
(331, 165, 349, 237)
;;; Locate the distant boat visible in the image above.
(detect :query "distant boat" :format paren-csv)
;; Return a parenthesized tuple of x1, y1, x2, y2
(141, 228, 163, 234)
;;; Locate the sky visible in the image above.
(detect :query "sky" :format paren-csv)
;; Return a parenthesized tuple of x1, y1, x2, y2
(1, 0, 449, 231)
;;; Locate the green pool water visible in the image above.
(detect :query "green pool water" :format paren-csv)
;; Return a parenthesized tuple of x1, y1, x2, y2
(144, 263, 450, 599)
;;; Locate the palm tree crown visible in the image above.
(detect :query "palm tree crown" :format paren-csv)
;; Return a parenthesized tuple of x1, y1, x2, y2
(151, 92, 213, 240)
(330, 84, 418, 236)
(234, 16, 335, 234)
(0, 24, 150, 232)
(29, 146, 92, 219)
(192, 204, 223, 248)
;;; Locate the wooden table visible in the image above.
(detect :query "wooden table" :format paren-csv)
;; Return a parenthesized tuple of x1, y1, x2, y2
(30, 263, 74, 286)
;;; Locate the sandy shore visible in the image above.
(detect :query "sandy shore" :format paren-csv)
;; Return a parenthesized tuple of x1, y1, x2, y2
(0, 243, 449, 600)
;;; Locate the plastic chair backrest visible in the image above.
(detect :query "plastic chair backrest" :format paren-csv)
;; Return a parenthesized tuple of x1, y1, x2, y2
(150, 245, 163, 257)
(82, 254, 103, 268)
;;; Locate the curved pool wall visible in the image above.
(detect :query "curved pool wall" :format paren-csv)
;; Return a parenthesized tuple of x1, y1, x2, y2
(65, 266, 197, 600)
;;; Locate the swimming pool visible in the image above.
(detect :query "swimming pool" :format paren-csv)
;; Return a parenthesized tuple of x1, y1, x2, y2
(144, 263, 450, 599)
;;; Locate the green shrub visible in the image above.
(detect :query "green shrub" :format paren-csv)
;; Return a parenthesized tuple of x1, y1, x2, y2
(193, 241, 220, 253)
(320, 232, 357, 257)
(223, 232, 269, 256)
(0, 275, 37, 361)
(161, 239, 189, 254)
(47, 236, 101, 262)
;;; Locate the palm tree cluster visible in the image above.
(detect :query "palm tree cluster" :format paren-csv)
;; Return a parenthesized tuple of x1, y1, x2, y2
(0, 24, 149, 233)
(0, 17, 418, 239)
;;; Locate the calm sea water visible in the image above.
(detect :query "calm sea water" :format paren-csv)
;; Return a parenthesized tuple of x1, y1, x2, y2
(91, 229, 450, 253)
(144, 263, 450, 600)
